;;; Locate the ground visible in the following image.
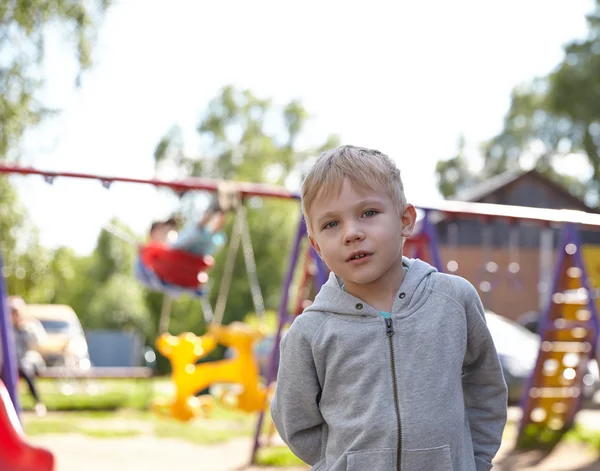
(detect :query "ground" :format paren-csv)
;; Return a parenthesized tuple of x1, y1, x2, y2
(30, 434, 308, 471)
(25, 417, 600, 471)
(15, 379, 600, 470)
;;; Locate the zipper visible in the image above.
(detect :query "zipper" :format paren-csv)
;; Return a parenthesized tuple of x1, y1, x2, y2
(385, 317, 402, 471)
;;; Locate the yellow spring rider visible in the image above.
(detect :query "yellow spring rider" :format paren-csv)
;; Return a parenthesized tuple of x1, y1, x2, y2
(152, 322, 271, 421)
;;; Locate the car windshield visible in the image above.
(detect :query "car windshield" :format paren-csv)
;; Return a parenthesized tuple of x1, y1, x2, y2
(39, 320, 71, 334)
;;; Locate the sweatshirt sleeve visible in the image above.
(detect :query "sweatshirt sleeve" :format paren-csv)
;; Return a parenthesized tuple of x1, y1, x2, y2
(461, 281, 508, 471)
(270, 318, 324, 465)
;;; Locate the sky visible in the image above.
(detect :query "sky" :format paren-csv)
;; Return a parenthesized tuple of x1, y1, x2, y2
(11, 0, 594, 254)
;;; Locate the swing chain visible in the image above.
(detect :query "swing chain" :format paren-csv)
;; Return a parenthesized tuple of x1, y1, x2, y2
(239, 205, 265, 319)
(213, 205, 245, 325)
(211, 201, 265, 326)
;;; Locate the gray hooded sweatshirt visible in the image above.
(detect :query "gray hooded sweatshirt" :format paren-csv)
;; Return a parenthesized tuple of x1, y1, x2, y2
(271, 258, 507, 471)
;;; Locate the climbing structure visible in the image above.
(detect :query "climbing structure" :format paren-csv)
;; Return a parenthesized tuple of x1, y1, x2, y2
(517, 223, 600, 450)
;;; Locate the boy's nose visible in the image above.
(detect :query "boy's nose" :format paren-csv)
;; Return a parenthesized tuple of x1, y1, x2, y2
(343, 226, 365, 244)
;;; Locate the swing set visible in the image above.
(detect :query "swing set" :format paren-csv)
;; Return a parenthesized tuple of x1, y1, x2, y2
(1, 163, 600, 468)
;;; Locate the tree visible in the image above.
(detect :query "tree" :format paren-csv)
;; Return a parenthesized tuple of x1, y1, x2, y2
(153, 85, 339, 331)
(435, 135, 481, 198)
(475, 4, 600, 206)
(63, 218, 140, 328)
(86, 273, 152, 335)
(0, 178, 51, 301)
(1, 0, 112, 160)
(1, 0, 112, 303)
(91, 218, 138, 284)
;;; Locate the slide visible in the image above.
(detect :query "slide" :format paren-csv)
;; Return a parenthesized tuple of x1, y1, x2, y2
(0, 379, 54, 471)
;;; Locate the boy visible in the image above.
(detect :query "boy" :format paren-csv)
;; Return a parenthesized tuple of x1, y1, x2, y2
(271, 145, 507, 471)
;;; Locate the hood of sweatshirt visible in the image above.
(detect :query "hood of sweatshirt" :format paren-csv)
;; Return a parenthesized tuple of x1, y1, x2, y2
(304, 257, 438, 319)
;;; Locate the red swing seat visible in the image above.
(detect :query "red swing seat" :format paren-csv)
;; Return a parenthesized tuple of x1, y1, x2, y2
(139, 241, 215, 288)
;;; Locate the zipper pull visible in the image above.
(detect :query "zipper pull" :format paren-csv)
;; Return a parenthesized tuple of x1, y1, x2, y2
(385, 318, 394, 336)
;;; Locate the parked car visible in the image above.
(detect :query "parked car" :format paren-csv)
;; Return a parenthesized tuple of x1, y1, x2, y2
(23, 304, 91, 370)
(485, 310, 600, 404)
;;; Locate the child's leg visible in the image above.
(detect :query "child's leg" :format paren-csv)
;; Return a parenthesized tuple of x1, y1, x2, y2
(19, 367, 41, 403)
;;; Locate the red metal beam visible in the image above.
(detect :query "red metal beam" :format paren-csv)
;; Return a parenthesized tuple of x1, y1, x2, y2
(1, 164, 599, 228)
(0, 164, 299, 200)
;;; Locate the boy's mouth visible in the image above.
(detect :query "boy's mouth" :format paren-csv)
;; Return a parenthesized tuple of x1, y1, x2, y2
(347, 251, 372, 262)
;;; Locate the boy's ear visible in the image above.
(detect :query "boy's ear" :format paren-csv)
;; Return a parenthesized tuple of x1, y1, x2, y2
(308, 235, 323, 259)
(401, 204, 417, 238)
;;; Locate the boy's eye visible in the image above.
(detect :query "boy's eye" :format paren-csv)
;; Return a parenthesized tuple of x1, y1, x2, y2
(323, 221, 338, 230)
(363, 209, 378, 217)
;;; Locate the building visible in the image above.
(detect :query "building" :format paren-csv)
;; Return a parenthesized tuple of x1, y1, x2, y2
(432, 169, 600, 321)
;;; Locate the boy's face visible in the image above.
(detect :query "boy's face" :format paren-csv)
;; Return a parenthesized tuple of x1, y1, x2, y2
(308, 178, 416, 292)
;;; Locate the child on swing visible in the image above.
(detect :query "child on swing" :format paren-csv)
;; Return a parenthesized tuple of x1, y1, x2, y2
(271, 145, 507, 471)
(148, 189, 234, 257)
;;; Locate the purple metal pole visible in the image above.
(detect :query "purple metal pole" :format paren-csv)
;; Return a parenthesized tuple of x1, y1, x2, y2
(422, 210, 444, 272)
(250, 215, 307, 464)
(313, 249, 329, 289)
(0, 239, 20, 415)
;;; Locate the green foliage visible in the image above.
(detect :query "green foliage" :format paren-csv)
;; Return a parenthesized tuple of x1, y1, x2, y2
(243, 310, 280, 335)
(0, 0, 111, 161)
(435, 135, 481, 198)
(0, 178, 52, 301)
(1, 0, 113, 305)
(86, 273, 152, 334)
(91, 218, 138, 284)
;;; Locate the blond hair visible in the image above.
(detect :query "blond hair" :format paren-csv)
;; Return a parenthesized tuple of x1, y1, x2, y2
(301, 145, 407, 234)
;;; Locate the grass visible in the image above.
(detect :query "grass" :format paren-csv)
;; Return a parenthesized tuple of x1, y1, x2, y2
(24, 413, 142, 439)
(19, 377, 153, 412)
(255, 447, 306, 467)
(22, 406, 257, 443)
(565, 425, 600, 450)
(153, 419, 241, 445)
(18, 377, 275, 448)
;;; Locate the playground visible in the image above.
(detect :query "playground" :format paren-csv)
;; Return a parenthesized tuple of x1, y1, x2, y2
(1, 165, 600, 470)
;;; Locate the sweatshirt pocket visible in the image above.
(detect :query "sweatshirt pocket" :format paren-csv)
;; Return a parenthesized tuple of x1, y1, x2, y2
(404, 445, 453, 471)
(346, 448, 395, 470)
